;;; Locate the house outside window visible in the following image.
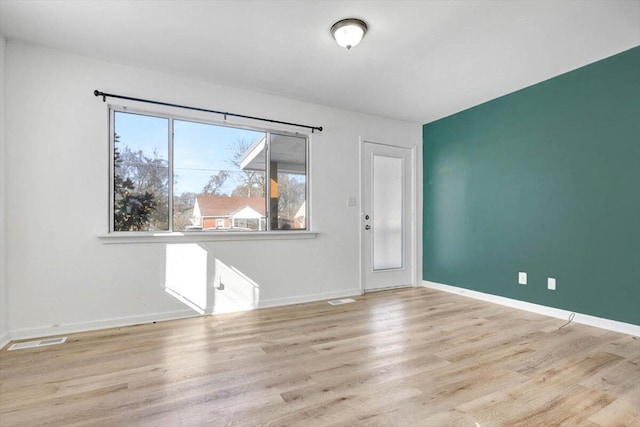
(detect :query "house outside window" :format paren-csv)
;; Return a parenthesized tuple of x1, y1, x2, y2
(110, 108, 308, 233)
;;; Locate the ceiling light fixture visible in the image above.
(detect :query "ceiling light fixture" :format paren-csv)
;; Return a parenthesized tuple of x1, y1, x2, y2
(330, 18, 368, 50)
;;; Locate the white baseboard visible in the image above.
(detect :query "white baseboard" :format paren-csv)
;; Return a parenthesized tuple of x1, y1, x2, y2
(8, 309, 199, 342)
(259, 288, 363, 309)
(5, 288, 365, 344)
(0, 332, 10, 350)
(422, 280, 640, 337)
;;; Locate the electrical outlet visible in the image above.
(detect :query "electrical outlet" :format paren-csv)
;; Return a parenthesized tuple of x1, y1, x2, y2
(347, 196, 356, 207)
(548, 277, 556, 290)
(518, 272, 527, 285)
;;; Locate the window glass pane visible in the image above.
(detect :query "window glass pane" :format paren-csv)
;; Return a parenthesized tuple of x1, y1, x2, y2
(113, 112, 169, 231)
(173, 120, 266, 232)
(270, 134, 307, 230)
(372, 155, 403, 270)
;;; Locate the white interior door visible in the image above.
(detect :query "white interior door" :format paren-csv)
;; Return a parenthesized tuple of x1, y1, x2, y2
(362, 141, 415, 292)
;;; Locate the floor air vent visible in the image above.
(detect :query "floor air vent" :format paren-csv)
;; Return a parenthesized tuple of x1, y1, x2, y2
(328, 298, 356, 306)
(8, 337, 67, 351)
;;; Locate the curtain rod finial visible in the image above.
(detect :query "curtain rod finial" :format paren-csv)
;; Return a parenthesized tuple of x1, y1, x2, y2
(94, 90, 106, 102)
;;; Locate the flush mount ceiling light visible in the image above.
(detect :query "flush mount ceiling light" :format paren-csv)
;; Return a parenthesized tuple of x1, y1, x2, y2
(330, 18, 368, 50)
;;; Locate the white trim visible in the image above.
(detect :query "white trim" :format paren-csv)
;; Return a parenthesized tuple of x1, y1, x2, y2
(258, 288, 363, 309)
(359, 139, 417, 292)
(0, 332, 10, 351)
(8, 309, 198, 342)
(98, 230, 318, 244)
(422, 280, 640, 337)
(4, 287, 363, 344)
(109, 103, 306, 145)
(358, 137, 364, 294)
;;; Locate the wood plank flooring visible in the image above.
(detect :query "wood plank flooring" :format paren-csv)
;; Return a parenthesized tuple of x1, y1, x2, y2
(1, 287, 639, 426)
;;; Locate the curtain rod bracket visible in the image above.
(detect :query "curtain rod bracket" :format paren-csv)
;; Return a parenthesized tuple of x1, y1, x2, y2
(93, 89, 323, 133)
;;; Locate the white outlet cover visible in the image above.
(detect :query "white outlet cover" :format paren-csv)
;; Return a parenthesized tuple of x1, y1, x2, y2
(548, 277, 556, 290)
(518, 272, 527, 285)
(347, 196, 356, 207)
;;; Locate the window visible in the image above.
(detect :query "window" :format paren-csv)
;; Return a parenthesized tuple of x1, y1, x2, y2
(112, 112, 169, 231)
(110, 108, 308, 233)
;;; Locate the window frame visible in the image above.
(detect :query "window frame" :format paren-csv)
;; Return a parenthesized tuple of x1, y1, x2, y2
(108, 105, 310, 235)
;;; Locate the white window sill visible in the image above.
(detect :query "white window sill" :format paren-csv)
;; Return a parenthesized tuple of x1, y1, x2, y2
(98, 230, 318, 244)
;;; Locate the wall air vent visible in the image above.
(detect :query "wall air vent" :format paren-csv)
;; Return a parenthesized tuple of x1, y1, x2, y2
(328, 298, 356, 306)
(8, 337, 67, 351)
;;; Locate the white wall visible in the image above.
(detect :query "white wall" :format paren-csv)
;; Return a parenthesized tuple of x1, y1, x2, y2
(5, 40, 422, 340)
(0, 34, 9, 347)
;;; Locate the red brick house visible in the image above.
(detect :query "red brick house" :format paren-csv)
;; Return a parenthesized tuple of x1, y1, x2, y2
(192, 195, 266, 230)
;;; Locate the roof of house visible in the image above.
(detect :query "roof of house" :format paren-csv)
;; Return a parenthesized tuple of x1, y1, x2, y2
(195, 195, 266, 217)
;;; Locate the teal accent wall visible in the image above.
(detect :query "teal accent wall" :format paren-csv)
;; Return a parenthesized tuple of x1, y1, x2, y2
(422, 46, 640, 325)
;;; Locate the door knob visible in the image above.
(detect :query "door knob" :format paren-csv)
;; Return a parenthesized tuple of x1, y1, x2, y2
(365, 225, 371, 230)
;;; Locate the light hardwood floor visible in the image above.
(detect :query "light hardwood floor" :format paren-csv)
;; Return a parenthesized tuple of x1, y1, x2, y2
(1, 287, 639, 426)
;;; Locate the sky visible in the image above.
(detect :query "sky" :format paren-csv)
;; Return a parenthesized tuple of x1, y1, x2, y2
(114, 111, 264, 195)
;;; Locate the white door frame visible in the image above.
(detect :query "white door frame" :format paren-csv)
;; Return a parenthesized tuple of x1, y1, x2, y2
(359, 138, 417, 293)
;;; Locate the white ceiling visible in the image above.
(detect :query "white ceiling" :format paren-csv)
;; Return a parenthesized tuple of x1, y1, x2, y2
(1, 0, 639, 124)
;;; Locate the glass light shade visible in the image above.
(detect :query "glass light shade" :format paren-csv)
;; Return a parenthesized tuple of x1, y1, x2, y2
(331, 19, 367, 50)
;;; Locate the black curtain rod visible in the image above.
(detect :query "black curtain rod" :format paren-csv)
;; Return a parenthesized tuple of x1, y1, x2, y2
(93, 90, 323, 133)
